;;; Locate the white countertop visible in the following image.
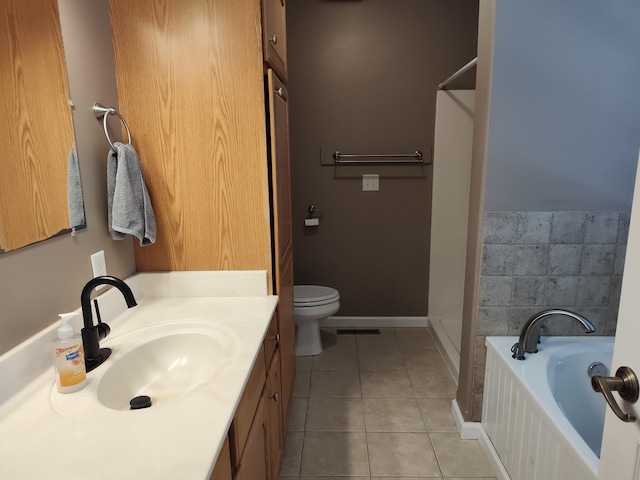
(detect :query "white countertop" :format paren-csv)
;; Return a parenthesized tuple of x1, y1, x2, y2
(0, 271, 278, 479)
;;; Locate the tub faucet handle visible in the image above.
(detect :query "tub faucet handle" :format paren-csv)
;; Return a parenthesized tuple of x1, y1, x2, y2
(592, 366, 639, 423)
(511, 342, 525, 360)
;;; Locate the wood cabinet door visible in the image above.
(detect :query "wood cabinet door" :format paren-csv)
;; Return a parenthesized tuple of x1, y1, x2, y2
(265, 350, 283, 479)
(229, 345, 266, 469)
(234, 396, 269, 480)
(264, 313, 279, 369)
(209, 437, 232, 480)
(262, 0, 287, 81)
(109, 0, 272, 274)
(277, 258, 295, 424)
(267, 70, 295, 423)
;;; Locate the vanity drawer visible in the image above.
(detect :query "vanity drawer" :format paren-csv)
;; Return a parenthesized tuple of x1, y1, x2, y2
(229, 344, 266, 468)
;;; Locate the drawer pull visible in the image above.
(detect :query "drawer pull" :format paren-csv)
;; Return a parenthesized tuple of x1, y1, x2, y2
(271, 333, 280, 346)
(270, 34, 278, 45)
(275, 87, 284, 97)
(270, 392, 279, 402)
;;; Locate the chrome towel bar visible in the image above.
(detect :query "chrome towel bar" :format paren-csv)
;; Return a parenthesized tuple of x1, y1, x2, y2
(333, 151, 424, 165)
(93, 103, 132, 149)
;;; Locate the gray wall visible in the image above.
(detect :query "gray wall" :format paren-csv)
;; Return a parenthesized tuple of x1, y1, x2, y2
(485, 0, 640, 212)
(459, 0, 640, 421)
(0, 1, 136, 356)
(288, 0, 479, 316)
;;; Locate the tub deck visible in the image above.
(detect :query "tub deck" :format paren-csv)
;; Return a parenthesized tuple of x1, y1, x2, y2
(483, 336, 614, 480)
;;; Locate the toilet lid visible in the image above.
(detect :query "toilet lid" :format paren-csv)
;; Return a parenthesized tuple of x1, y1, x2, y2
(294, 285, 340, 306)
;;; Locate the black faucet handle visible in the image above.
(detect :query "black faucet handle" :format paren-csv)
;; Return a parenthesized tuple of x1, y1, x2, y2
(93, 299, 110, 340)
(96, 322, 111, 340)
(94, 299, 103, 324)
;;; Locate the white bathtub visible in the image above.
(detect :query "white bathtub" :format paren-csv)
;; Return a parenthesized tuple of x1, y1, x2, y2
(482, 336, 614, 480)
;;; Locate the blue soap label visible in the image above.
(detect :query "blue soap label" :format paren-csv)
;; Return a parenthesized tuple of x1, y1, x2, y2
(66, 350, 79, 361)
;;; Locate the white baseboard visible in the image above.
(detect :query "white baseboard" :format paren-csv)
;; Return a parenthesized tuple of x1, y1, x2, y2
(428, 319, 460, 380)
(320, 316, 429, 328)
(451, 400, 511, 480)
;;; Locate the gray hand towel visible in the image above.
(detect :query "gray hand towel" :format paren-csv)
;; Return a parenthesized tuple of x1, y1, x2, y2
(107, 142, 156, 245)
(67, 147, 86, 228)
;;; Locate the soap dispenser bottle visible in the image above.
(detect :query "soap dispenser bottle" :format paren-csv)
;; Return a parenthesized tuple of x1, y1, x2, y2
(53, 312, 87, 393)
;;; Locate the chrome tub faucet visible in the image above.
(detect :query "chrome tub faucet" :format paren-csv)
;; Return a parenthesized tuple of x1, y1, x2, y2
(511, 309, 596, 360)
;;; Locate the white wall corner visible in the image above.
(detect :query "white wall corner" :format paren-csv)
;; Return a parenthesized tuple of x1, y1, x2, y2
(451, 399, 511, 480)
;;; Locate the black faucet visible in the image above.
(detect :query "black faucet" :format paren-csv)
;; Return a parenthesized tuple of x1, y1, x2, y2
(81, 276, 137, 372)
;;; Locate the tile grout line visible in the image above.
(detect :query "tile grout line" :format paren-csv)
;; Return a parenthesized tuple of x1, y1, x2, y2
(289, 328, 481, 479)
(354, 327, 374, 478)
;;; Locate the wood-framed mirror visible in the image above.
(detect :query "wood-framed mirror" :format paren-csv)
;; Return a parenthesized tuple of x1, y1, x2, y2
(0, 0, 83, 253)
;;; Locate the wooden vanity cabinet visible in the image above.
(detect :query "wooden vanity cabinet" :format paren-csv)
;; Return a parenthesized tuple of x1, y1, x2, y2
(265, 348, 283, 478)
(233, 396, 269, 480)
(267, 70, 295, 428)
(229, 346, 267, 466)
(262, 0, 288, 81)
(110, 0, 273, 275)
(226, 315, 285, 480)
(109, 3, 294, 475)
(210, 437, 232, 480)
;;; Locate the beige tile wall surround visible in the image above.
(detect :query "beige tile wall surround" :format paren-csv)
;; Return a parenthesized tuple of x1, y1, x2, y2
(279, 327, 496, 480)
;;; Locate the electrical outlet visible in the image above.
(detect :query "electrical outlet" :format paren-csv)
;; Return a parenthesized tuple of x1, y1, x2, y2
(362, 174, 379, 191)
(91, 250, 107, 278)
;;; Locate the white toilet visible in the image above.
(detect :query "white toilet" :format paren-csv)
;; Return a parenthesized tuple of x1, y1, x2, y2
(294, 285, 340, 356)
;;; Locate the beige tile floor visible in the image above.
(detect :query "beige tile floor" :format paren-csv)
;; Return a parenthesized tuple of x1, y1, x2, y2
(279, 327, 496, 480)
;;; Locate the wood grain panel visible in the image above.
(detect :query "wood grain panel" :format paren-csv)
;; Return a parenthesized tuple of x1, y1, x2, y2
(262, 0, 287, 81)
(229, 344, 266, 469)
(277, 255, 295, 424)
(109, 0, 272, 273)
(234, 396, 269, 480)
(263, 313, 279, 369)
(267, 71, 293, 266)
(0, 0, 75, 252)
(265, 348, 283, 480)
(209, 436, 232, 480)
(267, 70, 295, 422)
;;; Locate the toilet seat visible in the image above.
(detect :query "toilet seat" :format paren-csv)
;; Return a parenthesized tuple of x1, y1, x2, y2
(294, 285, 340, 307)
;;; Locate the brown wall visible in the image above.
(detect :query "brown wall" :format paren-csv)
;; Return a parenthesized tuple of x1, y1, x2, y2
(287, 0, 478, 316)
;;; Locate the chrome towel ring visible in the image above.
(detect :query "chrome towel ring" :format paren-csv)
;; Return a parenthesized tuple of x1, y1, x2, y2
(93, 103, 132, 149)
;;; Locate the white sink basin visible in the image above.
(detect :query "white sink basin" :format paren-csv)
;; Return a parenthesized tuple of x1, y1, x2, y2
(97, 333, 223, 410)
(50, 320, 241, 418)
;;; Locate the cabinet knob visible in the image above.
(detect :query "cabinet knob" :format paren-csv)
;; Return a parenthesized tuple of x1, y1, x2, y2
(270, 392, 279, 402)
(275, 87, 284, 97)
(270, 34, 278, 45)
(271, 333, 280, 346)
